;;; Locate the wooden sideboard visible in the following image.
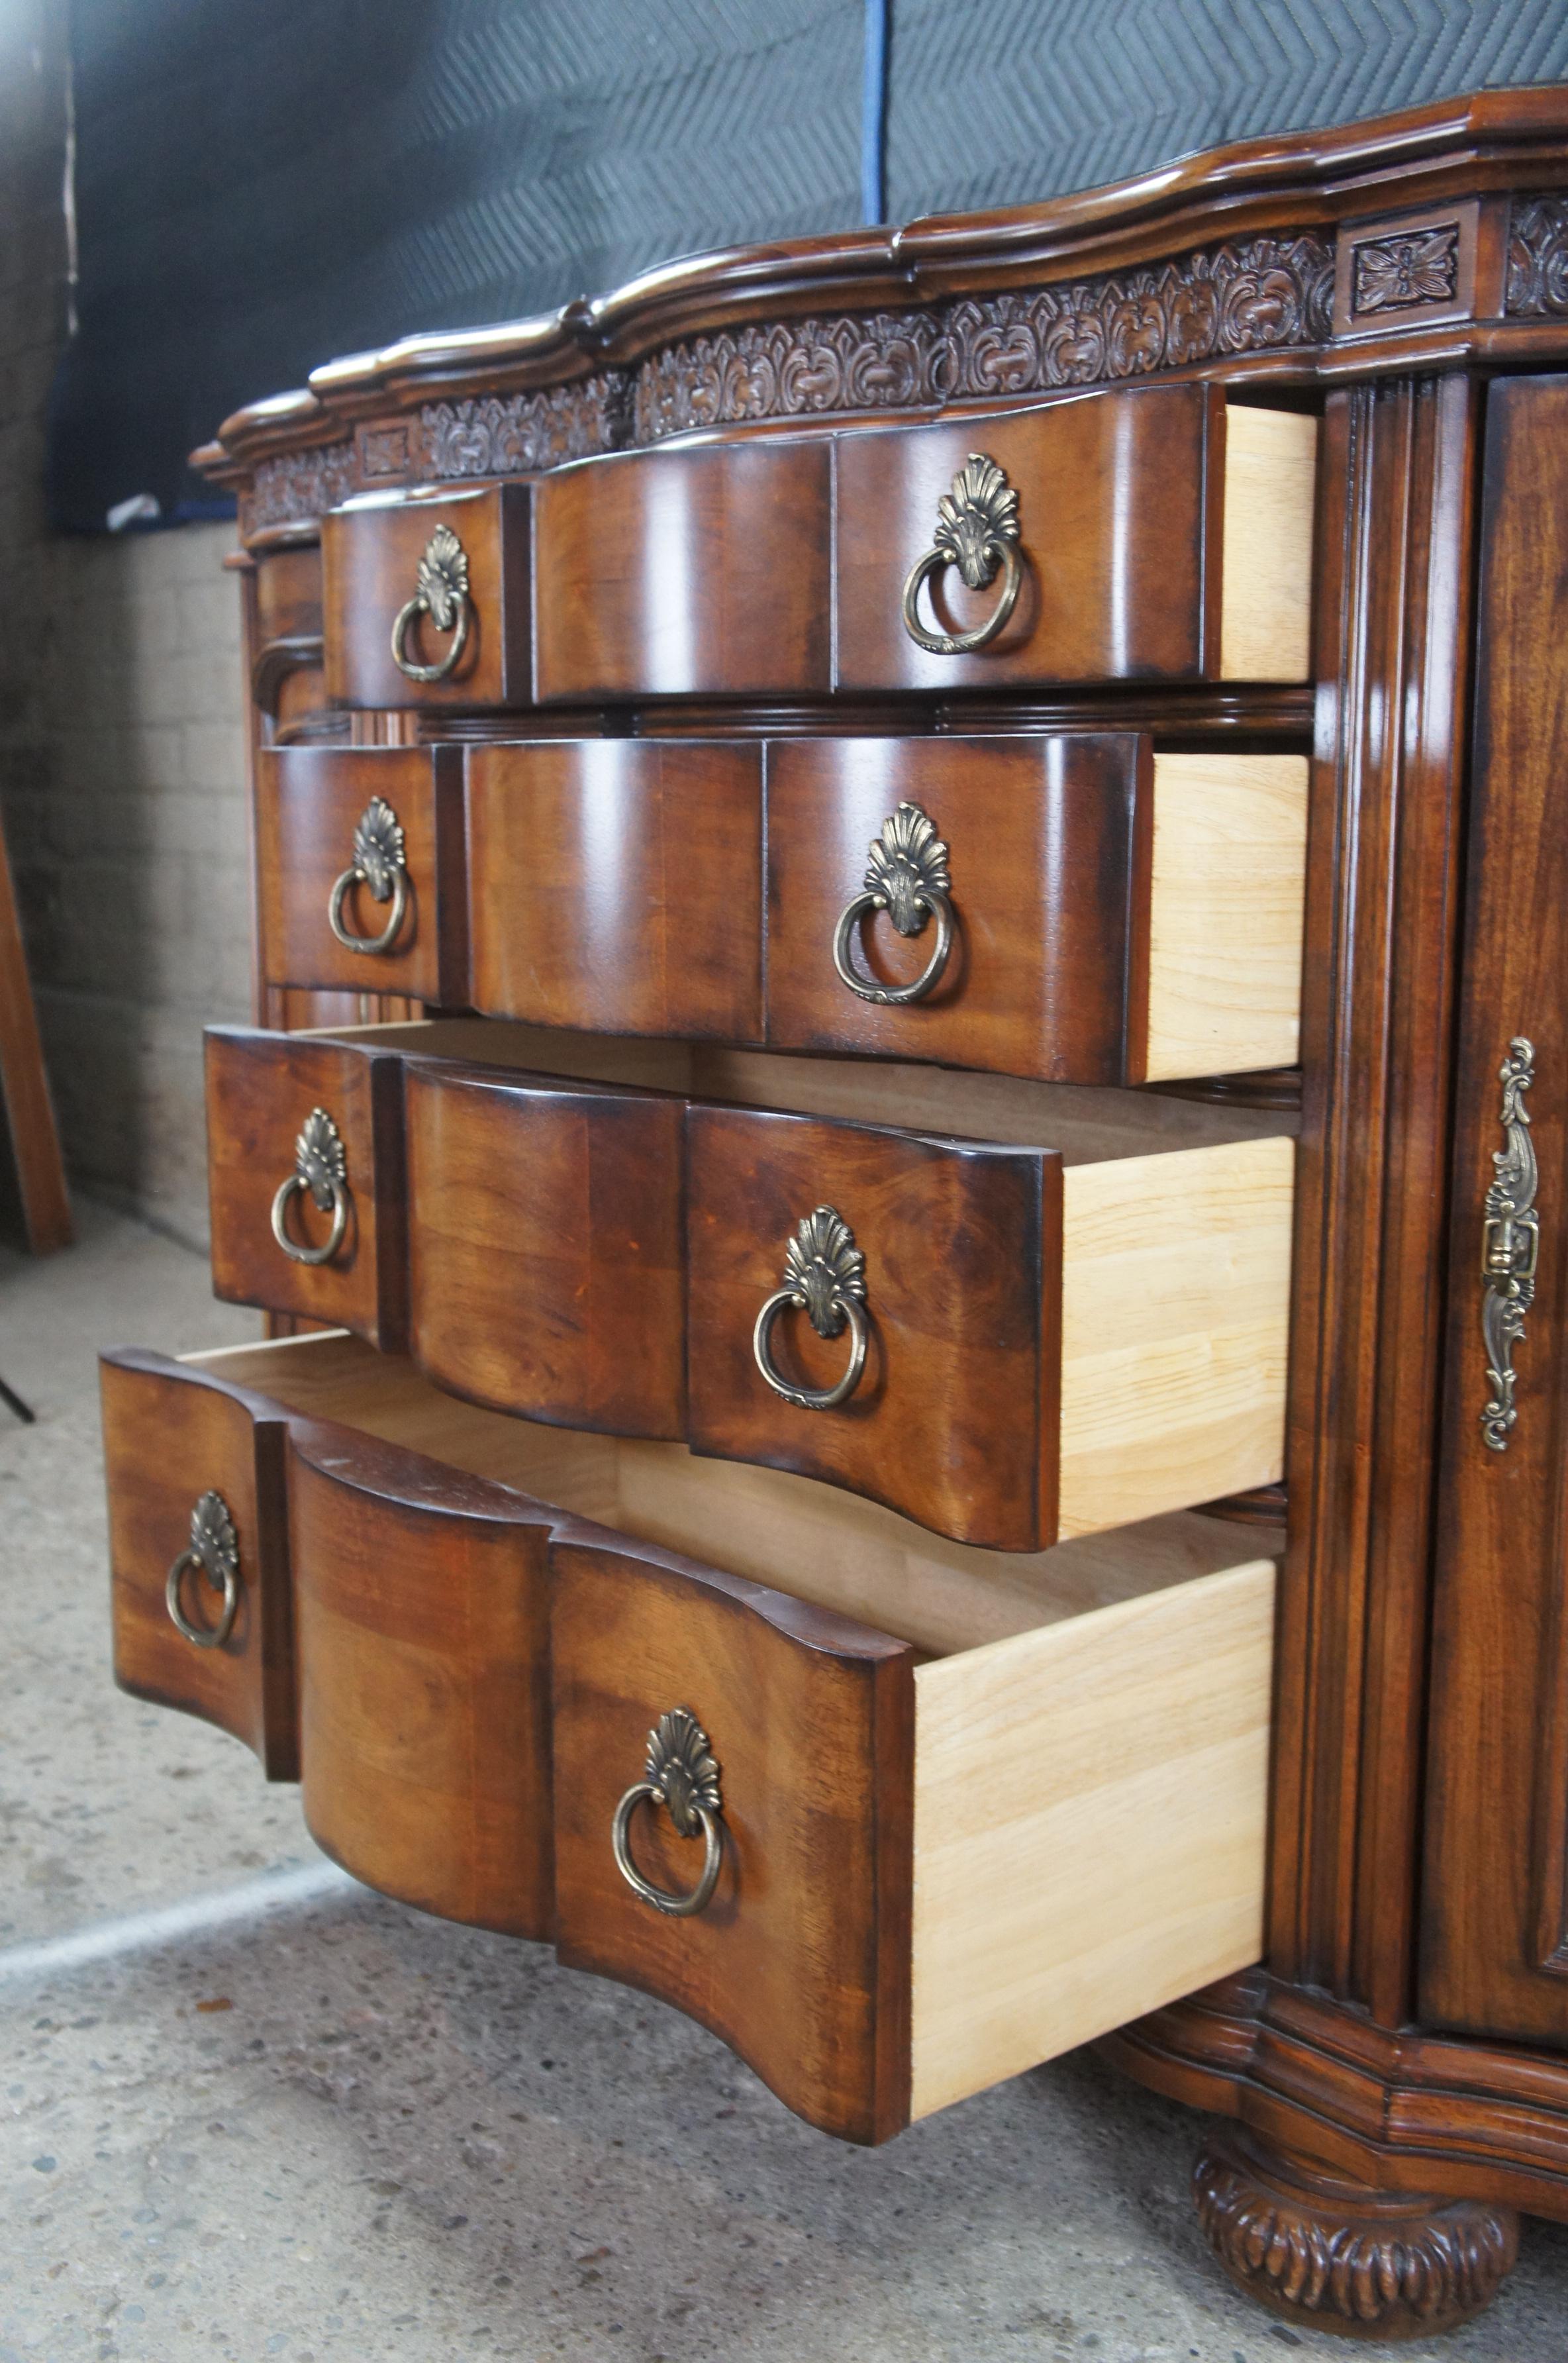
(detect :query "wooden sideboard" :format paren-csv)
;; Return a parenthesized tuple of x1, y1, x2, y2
(98, 86, 1568, 2337)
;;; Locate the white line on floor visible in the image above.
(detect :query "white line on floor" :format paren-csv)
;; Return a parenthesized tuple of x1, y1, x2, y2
(0, 1860, 359, 1986)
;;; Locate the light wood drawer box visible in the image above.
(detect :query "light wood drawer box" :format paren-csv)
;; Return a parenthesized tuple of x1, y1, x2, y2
(108, 1329, 1276, 2148)
(834, 386, 1316, 691)
(532, 436, 834, 701)
(257, 744, 468, 1004)
(321, 482, 530, 708)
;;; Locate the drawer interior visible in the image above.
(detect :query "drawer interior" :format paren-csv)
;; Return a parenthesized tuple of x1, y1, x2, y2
(309, 1015, 1300, 1156)
(184, 1328, 1277, 1658)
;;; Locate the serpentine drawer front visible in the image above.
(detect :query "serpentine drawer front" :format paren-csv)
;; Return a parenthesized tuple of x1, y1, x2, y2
(203, 1022, 1294, 1548)
(258, 731, 1306, 1082)
(100, 1330, 1277, 2146)
(763, 736, 1308, 1082)
(322, 481, 530, 708)
(256, 744, 469, 1003)
(463, 733, 1307, 1081)
(99, 1348, 297, 1779)
(322, 385, 1312, 711)
(465, 738, 767, 1043)
(834, 387, 1315, 691)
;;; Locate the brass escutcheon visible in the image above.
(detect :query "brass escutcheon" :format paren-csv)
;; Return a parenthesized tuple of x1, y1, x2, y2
(1481, 1038, 1538, 1451)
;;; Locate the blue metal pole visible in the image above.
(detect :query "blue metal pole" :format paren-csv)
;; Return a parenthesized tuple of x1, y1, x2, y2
(861, 0, 889, 225)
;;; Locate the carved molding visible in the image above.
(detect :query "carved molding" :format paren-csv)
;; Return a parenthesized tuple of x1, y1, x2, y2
(416, 377, 632, 478)
(632, 234, 1335, 441)
(232, 228, 1352, 530)
(1193, 2135, 1518, 2337)
(246, 440, 357, 532)
(1507, 193, 1568, 315)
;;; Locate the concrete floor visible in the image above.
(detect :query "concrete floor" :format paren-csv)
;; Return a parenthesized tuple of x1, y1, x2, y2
(3, 1207, 1568, 2362)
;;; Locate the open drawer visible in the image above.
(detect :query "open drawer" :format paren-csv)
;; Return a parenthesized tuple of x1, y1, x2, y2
(205, 1019, 1295, 1546)
(101, 1329, 1277, 2145)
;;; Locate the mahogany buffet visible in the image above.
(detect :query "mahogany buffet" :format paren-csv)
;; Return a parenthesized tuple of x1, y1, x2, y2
(98, 87, 1568, 2335)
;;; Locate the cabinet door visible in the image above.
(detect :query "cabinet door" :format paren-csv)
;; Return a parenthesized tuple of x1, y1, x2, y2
(1422, 377, 1568, 2044)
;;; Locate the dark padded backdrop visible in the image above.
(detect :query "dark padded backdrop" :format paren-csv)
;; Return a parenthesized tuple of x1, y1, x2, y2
(46, 0, 1568, 530)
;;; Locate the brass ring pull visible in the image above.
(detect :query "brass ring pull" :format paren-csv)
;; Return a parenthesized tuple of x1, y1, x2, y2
(165, 1489, 240, 1650)
(611, 1709, 724, 1919)
(328, 796, 411, 956)
(390, 523, 472, 683)
(901, 452, 1023, 656)
(752, 1205, 869, 1412)
(270, 1107, 351, 1266)
(832, 801, 956, 1006)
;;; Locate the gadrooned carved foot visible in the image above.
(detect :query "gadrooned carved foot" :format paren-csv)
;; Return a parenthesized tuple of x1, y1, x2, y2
(1193, 2129, 1519, 2339)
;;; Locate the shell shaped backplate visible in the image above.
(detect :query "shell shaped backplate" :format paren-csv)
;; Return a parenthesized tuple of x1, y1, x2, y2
(781, 1204, 866, 1338)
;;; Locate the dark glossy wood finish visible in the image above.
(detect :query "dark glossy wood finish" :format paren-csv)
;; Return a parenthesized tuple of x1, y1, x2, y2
(99, 1349, 297, 1778)
(466, 738, 763, 1040)
(1271, 374, 1477, 2025)
(257, 743, 467, 1003)
(403, 1061, 686, 1439)
(1106, 1964, 1568, 2221)
(550, 1523, 914, 2143)
(205, 1025, 409, 1346)
(322, 484, 530, 708)
(156, 91, 1568, 2319)
(764, 732, 1145, 1081)
(289, 1420, 555, 1936)
(686, 1104, 1057, 1549)
(252, 542, 327, 733)
(532, 438, 832, 701)
(835, 384, 1220, 692)
(1423, 377, 1568, 2046)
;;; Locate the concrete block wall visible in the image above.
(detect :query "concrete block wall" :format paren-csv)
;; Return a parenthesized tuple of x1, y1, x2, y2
(0, 1, 251, 1248)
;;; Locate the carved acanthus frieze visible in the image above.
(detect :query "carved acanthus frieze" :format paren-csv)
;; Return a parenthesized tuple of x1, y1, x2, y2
(632, 234, 1335, 440)
(416, 378, 632, 478)
(239, 232, 1338, 528)
(246, 440, 357, 532)
(1507, 193, 1568, 315)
